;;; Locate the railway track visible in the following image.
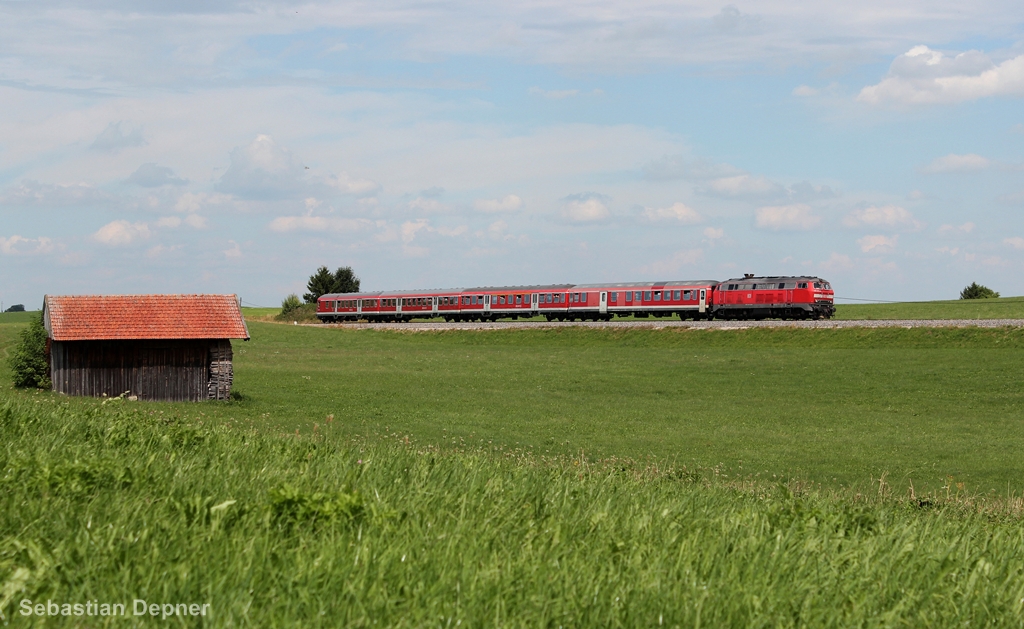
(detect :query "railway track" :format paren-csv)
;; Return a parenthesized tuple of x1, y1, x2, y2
(311, 318, 1024, 331)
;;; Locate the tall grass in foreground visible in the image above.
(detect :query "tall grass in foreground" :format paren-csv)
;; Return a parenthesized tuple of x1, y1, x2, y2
(1, 396, 1023, 628)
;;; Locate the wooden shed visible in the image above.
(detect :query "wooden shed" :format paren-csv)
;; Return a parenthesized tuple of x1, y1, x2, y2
(43, 294, 250, 402)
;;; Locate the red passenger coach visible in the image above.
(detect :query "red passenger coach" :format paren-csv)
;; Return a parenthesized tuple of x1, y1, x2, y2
(317, 292, 382, 321)
(713, 275, 834, 320)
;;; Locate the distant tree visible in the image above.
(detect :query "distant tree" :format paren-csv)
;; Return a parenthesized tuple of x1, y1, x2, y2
(960, 282, 999, 300)
(8, 312, 51, 389)
(332, 266, 360, 294)
(281, 293, 302, 314)
(4, 304, 25, 312)
(303, 266, 361, 303)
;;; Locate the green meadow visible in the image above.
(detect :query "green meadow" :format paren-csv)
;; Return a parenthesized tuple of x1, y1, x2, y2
(2, 305, 1024, 626)
(834, 296, 1024, 320)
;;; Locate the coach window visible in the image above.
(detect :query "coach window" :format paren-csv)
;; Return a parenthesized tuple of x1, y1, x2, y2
(643, 291, 650, 301)
(609, 292, 617, 303)
(654, 291, 661, 301)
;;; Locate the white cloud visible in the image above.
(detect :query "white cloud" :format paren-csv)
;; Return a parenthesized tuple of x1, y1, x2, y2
(704, 174, 782, 198)
(703, 227, 724, 240)
(90, 121, 145, 152)
(267, 216, 375, 233)
(401, 219, 429, 243)
(754, 204, 821, 231)
(1004, 237, 1024, 249)
(820, 252, 854, 272)
(921, 153, 990, 173)
(563, 194, 610, 222)
(792, 85, 818, 97)
(218, 134, 305, 199)
(643, 156, 742, 181)
(184, 214, 207, 229)
(2, 180, 112, 208)
(642, 202, 702, 224)
(639, 249, 704, 275)
(857, 234, 898, 253)
(859, 46, 1024, 105)
(326, 172, 379, 195)
(408, 197, 448, 213)
(174, 192, 233, 214)
(126, 163, 187, 187)
(474, 194, 523, 213)
(0, 235, 54, 255)
(224, 240, 242, 258)
(843, 205, 922, 230)
(93, 220, 150, 246)
(528, 87, 579, 99)
(938, 222, 975, 234)
(156, 216, 181, 228)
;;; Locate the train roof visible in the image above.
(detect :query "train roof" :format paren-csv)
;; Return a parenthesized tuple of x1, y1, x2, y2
(721, 275, 827, 283)
(465, 284, 576, 292)
(573, 280, 719, 288)
(321, 279, 726, 299)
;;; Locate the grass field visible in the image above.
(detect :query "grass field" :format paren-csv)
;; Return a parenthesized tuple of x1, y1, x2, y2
(2, 394, 1024, 627)
(834, 296, 1024, 320)
(225, 322, 1024, 496)
(2, 308, 1024, 626)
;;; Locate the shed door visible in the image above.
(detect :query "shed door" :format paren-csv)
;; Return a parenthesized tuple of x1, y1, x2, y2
(699, 289, 707, 313)
(599, 292, 607, 314)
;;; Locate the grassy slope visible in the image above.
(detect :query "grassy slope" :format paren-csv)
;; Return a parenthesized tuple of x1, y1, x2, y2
(5, 313, 1023, 495)
(835, 296, 1024, 320)
(228, 323, 1024, 495)
(2, 396, 1023, 628)
(0, 310, 37, 324)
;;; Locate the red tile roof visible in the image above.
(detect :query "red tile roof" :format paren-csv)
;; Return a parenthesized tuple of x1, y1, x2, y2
(44, 294, 250, 341)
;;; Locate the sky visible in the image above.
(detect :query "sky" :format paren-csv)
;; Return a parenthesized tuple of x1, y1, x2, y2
(1, 1, 1023, 308)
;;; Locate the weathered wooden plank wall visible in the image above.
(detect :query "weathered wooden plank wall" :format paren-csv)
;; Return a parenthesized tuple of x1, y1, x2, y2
(50, 339, 233, 402)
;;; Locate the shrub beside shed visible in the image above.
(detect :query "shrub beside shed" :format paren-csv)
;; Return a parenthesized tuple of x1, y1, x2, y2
(43, 294, 250, 401)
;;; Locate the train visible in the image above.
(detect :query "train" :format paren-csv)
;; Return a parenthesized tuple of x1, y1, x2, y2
(315, 275, 835, 323)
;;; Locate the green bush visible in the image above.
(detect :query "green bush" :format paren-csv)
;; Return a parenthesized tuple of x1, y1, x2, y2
(960, 282, 999, 299)
(7, 312, 51, 389)
(281, 293, 302, 314)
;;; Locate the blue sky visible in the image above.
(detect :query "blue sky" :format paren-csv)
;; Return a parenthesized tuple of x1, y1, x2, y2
(1, 1, 1023, 307)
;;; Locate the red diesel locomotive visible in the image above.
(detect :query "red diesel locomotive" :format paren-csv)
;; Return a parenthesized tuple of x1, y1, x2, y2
(316, 275, 835, 322)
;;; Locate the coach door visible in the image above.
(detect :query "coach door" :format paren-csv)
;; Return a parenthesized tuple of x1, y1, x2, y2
(356, 299, 363, 316)
(396, 298, 403, 314)
(699, 289, 707, 313)
(484, 295, 491, 314)
(531, 293, 538, 311)
(432, 297, 439, 316)
(599, 292, 607, 314)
